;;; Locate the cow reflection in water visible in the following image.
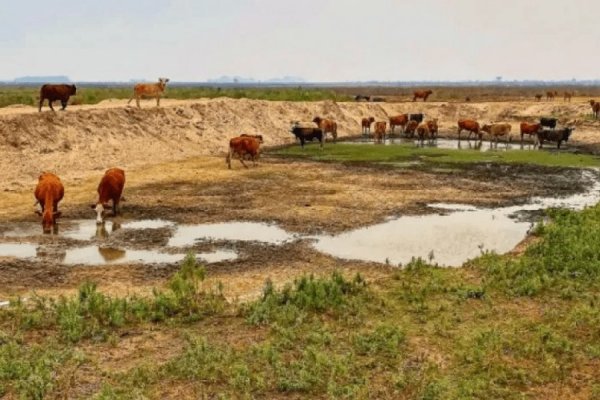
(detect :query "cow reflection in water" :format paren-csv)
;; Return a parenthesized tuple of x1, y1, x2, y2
(457, 140, 483, 150)
(98, 247, 126, 263)
(36, 245, 66, 263)
(94, 222, 122, 239)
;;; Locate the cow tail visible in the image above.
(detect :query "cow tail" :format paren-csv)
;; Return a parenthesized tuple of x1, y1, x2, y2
(226, 146, 232, 169)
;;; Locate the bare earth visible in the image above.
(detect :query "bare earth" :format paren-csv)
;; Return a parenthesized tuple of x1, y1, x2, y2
(0, 97, 599, 301)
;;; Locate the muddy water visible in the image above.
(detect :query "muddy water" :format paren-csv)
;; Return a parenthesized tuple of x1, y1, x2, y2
(347, 138, 535, 151)
(0, 243, 37, 258)
(168, 222, 296, 247)
(63, 247, 237, 265)
(312, 171, 600, 266)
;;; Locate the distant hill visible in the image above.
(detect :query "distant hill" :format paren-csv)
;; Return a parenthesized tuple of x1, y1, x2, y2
(208, 75, 305, 84)
(13, 76, 71, 83)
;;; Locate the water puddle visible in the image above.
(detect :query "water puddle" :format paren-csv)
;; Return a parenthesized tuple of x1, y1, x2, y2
(0, 243, 37, 258)
(168, 222, 296, 247)
(313, 171, 600, 267)
(346, 138, 534, 151)
(64, 246, 237, 265)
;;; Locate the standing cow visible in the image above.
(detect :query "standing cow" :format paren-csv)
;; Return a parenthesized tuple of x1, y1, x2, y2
(482, 123, 512, 144)
(519, 122, 543, 143)
(389, 114, 409, 134)
(373, 121, 387, 143)
(39, 84, 77, 112)
(227, 136, 262, 169)
(457, 119, 482, 140)
(590, 100, 600, 119)
(313, 117, 337, 142)
(91, 168, 126, 224)
(34, 172, 64, 233)
(127, 78, 169, 108)
(361, 117, 375, 135)
(413, 90, 433, 102)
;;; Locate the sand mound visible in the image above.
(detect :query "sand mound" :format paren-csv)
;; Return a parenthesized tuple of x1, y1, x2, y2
(0, 98, 598, 189)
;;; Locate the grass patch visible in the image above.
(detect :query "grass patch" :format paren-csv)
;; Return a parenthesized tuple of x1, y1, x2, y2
(271, 142, 600, 168)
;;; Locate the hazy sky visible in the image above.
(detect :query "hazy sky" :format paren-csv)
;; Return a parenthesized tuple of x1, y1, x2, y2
(2, 0, 598, 82)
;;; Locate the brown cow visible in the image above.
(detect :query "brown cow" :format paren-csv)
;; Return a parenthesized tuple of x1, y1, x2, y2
(404, 120, 419, 137)
(534, 94, 543, 101)
(416, 123, 431, 142)
(519, 122, 543, 143)
(313, 117, 338, 142)
(361, 117, 375, 135)
(389, 114, 409, 134)
(127, 78, 169, 108)
(240, 134, 264, 143)
(226, 136, 261, 169)
(426, 119, 438, 139)
(91, 168, 126, 224)
(563, 91, 573, 102)
(590, 100, 600, 119)
(482, 123, 512, 144)
(546, 91, 558, 101)
(34, 172, 64, 234)
(373, 121, 386, 143)
(457, 119, 482, 140)
(413, 90, 433, 102)
(39, 84, 77, 112)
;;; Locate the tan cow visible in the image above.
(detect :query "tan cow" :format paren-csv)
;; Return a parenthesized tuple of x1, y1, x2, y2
(416, 123, 432, 143)
(482, 123, 512, 144)
(127, 78, 169, 108)
(373, 121, 386, 143)
(313, 117, 338, 142)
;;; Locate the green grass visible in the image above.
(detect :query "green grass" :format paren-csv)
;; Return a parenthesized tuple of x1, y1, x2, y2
(272, 142, 600, 168)
(0, 86, 351, 108)
(3, 203, 600, 398)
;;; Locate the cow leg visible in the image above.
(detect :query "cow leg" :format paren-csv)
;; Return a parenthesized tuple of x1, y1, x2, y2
(136, 97, 141, 109)
(157, 96, 160, 107)
(38, 98, 44, 112)
(239, 157, 249, 169)
(48, 100, 55, 112)
(301, 138, 306, 149)
(61, 100, 67, 110)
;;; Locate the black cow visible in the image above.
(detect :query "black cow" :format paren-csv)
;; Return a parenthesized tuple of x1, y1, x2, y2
(536, 127, 574, 149)
(371, 97, 385, 102)
(409, 113, 424, 123)
(291, 126, 324, 148)
(354, 95, 371, 102)
(540, 117, 558, 129)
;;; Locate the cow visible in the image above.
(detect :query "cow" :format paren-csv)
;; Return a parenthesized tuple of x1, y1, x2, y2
(354, 95, 370, 102)
(536, 127, 574, 149)
(416, 122, 432, 143)
(519, 122, 543, 142)
(313, 117, 337, 142)
(590, 100, 600, 119)
(563, 92, 573, 102)
(540, 117, 558, 129)
(426, 119, 438, 139)
(226, 136, 261, 169)
(290, 126, 323, 149)
(413, 90, 433, 102)
(457, 119, 482, 140)
(409, 113, 425, 123)
(546, 91, 558, 101)
(127, 77, 169, 108)
(465, 96, 471, 102)
(34, 172, 64, 234)
(481, 123, 512, 144)
(361, 117, 375, 135)
(404, 120, 419, 137)
(534, 94, 543, 101)
(91, 168, 126, 224)
(38, 84, 77, 112)
(373, 121, 387, 143)
(389, 114, 409, 134)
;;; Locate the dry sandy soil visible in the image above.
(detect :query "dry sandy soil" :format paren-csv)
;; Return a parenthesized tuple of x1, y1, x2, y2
(0, 97, 599, 301)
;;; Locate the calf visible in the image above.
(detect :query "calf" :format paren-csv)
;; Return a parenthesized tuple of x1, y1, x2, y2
(313, 117, 337, 142)
(373, 121, 387, 143)
(226, 136, 261, 169)
(413, 90, 433, 101)
(520, 122, 542, 142)
(91, 168, 126, 224)
(404, 120, 419, 137)
(127, 78, 169, 108)
(39, 84, 77, 112)
(34, 172, 64, 233)
(389, 114, 409, 134)
(426, 119, 438, 139)
(540, 117, 558, 129)
(361, 117, 375, 135)
(536, 127, 574, 149)
(290, 126, 323, 148)
(481, 123, 512, 144)
(416, 122, 431, 142)
(590, 100, 600, 119)
(534, 94, 543, 101)
(457, 119, 482, 140)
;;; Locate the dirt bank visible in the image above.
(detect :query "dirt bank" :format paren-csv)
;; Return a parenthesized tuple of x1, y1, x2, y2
(1, 98, 599, 190)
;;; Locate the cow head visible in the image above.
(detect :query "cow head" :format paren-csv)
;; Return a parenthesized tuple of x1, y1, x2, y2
(563, 127, 575, 141)
(91, 203, 111, 224)
(590, 100, 596, 107)
(38, 209, 61, 234)
(158, 78, 170, 88)
(70, 85, 77, 95)
(481, 124, 492, 133)
(312, 116, 322, 125)
(426, 90, 433, 95)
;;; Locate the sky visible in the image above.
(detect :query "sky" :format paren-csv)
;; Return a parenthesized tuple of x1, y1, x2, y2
(1, 0, 598, 82)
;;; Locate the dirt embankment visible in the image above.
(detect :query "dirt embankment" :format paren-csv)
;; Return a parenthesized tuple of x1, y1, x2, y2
(1, 98, 599, 189)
